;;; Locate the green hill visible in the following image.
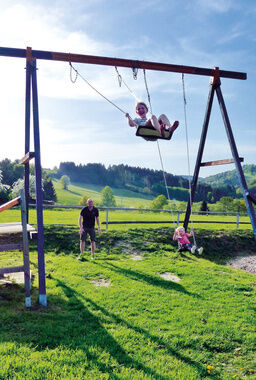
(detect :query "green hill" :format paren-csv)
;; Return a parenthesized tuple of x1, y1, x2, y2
(201, 164, 256, 189)
(53, 179, 154, 207)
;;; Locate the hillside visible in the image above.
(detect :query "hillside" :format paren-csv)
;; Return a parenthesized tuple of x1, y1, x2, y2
(201, 164, 256, 190)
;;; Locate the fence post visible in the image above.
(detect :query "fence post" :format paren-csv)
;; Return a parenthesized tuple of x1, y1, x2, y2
(236, 212, 239, 230)
(106, 208, 109, 230)
(177, 211, 180, 227)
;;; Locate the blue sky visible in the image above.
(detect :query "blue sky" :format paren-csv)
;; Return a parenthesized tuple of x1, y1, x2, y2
(0, 0, 255, 177)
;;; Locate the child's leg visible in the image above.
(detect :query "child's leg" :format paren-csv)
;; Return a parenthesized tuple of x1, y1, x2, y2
(148, 115, 161, 132)
(197, 247, 204, 255)
(158, 114, 171, 127)
(169, 120, 179, 133)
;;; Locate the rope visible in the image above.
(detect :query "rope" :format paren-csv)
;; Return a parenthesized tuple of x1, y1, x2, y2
(69, 62, 127, 115)
(143, 69, 176, 228)
(182, 73, 196, 246)
(115, 67, 141, 103)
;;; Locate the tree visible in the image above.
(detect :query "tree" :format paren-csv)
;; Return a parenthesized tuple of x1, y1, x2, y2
(79, 194, 89, 206)
(0, 170, 11, 205)
(12, 175, 37, 198)
(199, 200, 209, 214)
(43, 177, 57, 202)
(150, 194, 168, 209)
(101, 186, 116, 207)
(60, 175, 70, 190)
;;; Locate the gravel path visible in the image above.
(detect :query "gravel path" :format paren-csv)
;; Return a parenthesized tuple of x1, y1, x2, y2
(227, 254, 256, 274)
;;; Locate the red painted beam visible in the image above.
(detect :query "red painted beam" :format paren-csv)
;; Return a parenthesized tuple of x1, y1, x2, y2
(0, 46, 247, 80)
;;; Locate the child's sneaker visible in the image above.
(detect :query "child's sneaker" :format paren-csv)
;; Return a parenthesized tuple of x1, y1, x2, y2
(198, 247, 204, 255)
(191, 246, 196, 254)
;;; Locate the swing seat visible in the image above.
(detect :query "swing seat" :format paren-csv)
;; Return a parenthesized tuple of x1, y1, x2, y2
(136, 125, 172, 141)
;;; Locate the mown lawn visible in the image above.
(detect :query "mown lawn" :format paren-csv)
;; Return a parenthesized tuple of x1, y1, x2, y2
(0, 207, 252, 233)
(0, 228, 255, 379)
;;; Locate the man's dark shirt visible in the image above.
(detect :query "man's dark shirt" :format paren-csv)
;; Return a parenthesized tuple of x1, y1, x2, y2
(80, 206, 99, 228)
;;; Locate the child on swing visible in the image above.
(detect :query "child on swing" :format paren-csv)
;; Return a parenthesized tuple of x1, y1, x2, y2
(173, 226, 203, 255)
(125, 102, 179, 138)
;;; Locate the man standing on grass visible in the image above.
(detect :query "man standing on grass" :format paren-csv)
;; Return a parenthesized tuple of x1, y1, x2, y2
(78, 198, 101, 260)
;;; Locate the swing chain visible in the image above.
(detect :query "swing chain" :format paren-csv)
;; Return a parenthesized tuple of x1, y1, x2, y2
(132, 67, 138, 80)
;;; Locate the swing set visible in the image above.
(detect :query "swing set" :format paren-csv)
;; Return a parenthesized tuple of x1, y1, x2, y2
(0, 46, 255, 307)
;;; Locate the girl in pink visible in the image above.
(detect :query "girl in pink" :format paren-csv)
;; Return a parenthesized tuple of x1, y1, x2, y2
(173, 226, 203, 255)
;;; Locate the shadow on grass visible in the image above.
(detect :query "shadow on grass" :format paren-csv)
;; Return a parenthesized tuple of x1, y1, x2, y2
(96, 262, 201, 298)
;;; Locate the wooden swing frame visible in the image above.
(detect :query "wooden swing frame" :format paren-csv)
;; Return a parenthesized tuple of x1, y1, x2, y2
(0, 46, 255, 306)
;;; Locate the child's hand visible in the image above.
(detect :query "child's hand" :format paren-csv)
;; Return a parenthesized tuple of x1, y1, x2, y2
(125, 113, 130, 119)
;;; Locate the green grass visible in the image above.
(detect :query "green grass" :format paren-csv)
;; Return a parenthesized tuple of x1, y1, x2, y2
(53, 179, 154, 207)
(0, 228, 255, 379)
(0, 207, 252, 233)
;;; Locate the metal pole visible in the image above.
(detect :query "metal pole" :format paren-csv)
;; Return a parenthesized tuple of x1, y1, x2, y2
(31, 59, 47, 306)
(215, 84, 256, 240)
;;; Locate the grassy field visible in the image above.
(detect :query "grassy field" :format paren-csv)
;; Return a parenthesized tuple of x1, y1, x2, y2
(53, 179, 154, 207)
(0, 207, 252, 233)
(0, 228, 255, 379)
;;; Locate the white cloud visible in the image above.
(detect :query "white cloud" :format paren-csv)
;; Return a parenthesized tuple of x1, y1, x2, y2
(195, 0, 235, 13)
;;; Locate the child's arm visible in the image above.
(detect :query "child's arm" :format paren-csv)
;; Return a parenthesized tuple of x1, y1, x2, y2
(187, 228, 194, 237)
(125, 113, 137, 127)
(173, 230, 178, 241)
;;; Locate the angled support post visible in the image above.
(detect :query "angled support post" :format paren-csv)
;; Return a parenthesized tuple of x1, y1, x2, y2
(215, 84, 256, 239)
(31, 57, 47, 306)
(184, 67, 256, 240)
(183, 69, 218, 231)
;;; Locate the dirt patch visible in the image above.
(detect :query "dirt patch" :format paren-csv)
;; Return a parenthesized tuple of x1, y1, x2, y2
(227, 254, 256, 274)
(158, 272, 181, 283)
(91, 275, 111, 287)
(130, 254, 143, 261)
(114, 240, 143, 260)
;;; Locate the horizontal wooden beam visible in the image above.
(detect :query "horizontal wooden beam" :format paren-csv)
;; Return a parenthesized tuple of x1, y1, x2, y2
(0, 243, 23, 252)
(20, 151, 35, 165)
(200, 157, 244, 167)
(0, 197, 20, 213)
(0, 265, 24, 275)
(0, 46, 247, 80)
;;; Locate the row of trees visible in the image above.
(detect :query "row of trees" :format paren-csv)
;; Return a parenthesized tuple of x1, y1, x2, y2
(0, 159, 57, 205)
(56, 161, 239, 203)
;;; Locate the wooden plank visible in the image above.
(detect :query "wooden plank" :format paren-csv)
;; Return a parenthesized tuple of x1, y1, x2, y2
(20, 151, 35, 165)
(0, 197, 20, 213)
(200, 157, 244, 167)
(0, 47, 247, 80)
(0, 222, 36, 234)
(0, 265, 24, 275)
(0, 243, 23, 252)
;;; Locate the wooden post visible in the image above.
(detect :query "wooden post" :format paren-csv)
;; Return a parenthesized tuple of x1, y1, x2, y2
(215, 84, 256, 240)
(106, 208, 109, 230)
(20, 189, 31, 308)
(24, 48, 32, 223)
(183, 78, 216, 231)
(31, 59, 47, 306)
(236, 212, 240, 230)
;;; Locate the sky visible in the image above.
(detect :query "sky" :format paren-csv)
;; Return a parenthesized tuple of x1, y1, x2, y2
(0, 0, 255, 178)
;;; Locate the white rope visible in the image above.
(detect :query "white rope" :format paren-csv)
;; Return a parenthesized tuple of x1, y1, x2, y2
(143, 69, 176, 228)
(182, 73, 196, 246)
(69, 62, 127, 115)
(115, 67, 141, 103)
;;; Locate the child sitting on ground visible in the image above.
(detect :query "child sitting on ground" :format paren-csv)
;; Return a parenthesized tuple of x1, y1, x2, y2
(173, 226, 203, 255)
(126, 101, 179, 138)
